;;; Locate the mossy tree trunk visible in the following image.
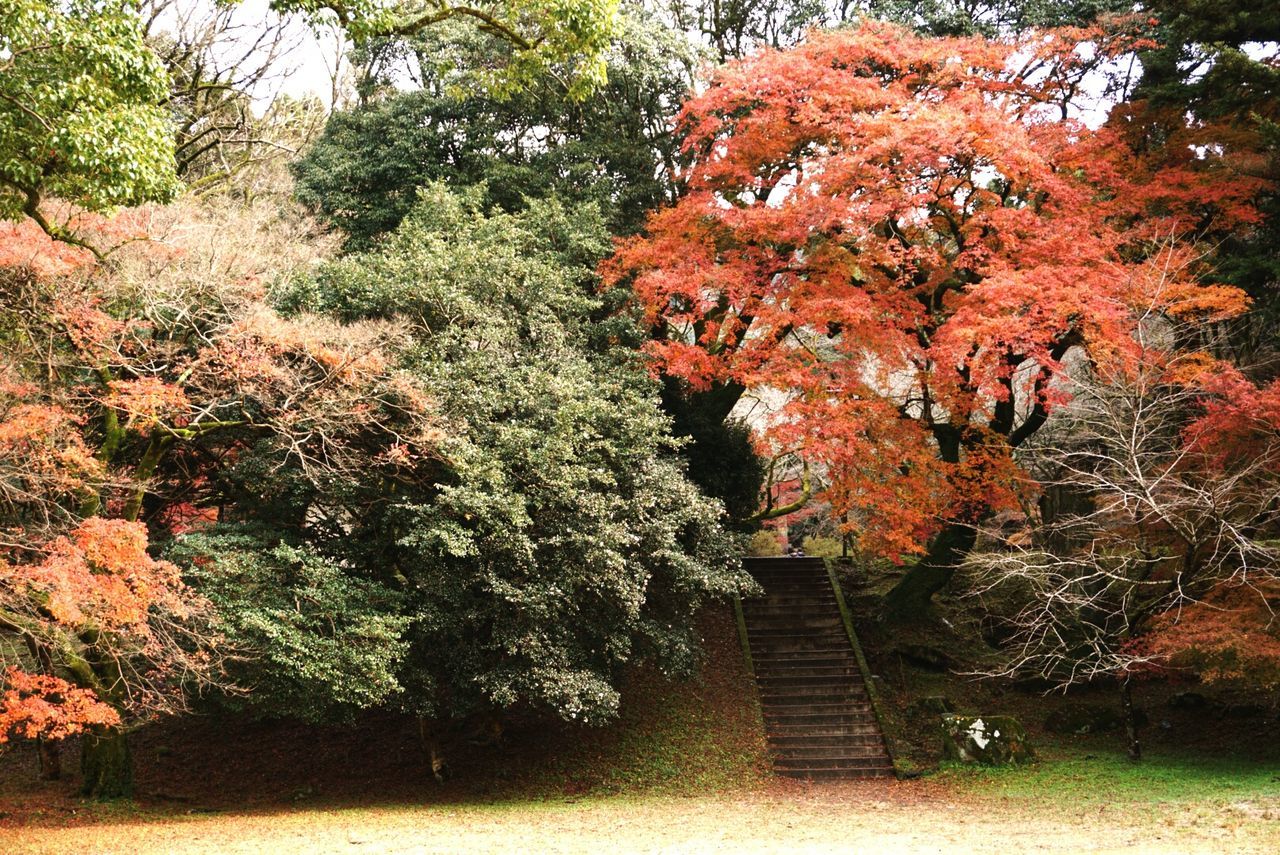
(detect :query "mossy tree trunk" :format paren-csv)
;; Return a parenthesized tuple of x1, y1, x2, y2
(882, 521, 978, 621)
(81, 725, 133, 799)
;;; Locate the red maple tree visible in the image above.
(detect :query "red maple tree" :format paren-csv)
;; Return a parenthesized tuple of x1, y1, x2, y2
(604, 20, 1265, 616)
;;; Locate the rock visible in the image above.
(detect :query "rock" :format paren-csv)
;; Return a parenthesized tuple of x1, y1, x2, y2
(1168, 691, 1210, 710)
(895, 643, 955, 671)
(914, 696, 955, 714)
(979, 614, 1017, 649)
(941, 715, 1034, 766)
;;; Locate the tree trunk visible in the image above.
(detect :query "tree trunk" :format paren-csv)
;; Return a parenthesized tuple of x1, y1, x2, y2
(417, 717, 448, 783)
(1121, 674, 1142, 762)
(882, 521, 978, 621)
(37, 738, 61, 780)
(80, 726, 133, 799)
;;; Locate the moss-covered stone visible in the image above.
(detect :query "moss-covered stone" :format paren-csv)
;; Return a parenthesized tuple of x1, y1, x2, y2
(941, 715, 1034, 766)
(914, 696, 955, 714)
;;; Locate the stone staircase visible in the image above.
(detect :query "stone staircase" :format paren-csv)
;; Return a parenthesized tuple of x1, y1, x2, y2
(741, 557, 893, 780)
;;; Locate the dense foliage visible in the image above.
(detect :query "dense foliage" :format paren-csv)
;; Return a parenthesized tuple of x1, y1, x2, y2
(252, 186, 747, 723)
(293, 11, 694, 248)
(0, 1, 179, 249)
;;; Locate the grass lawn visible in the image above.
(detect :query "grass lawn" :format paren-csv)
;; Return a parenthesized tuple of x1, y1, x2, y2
(3, 762, 1278, 855)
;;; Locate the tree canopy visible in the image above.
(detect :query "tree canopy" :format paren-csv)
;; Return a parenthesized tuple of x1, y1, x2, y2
(272, 0, 620, 99)
(0, 1, 180, 249)
(244, 185, 747, 724)
(604, 20, 1264, 615)
(293, 10, 695, 248)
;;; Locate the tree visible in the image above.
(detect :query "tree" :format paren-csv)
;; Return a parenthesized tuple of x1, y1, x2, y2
(261, 185, 748, 772)
(0, 1, 180, 253)
(168, 524, 411, 721)
(654, 0, 1130, 61)
(139, 0, 329, 197)
(965, 342, 1280, 759)
(1128, 0, 1280, 365)
(271, 0, 620, 100)
(0, 517, 220, 792)
(0, 196, 439, 797)
(604, 21, 1264, 619)
(293, 8, 696, 249)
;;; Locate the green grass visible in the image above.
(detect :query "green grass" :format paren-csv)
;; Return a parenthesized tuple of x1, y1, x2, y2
(940, 743, 1280, 805)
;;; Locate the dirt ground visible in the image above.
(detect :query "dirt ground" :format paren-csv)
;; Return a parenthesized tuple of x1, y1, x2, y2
(3, 779, 1278, 854)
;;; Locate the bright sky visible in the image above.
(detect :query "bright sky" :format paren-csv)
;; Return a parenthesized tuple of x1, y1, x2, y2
(153, 0, 350, 109)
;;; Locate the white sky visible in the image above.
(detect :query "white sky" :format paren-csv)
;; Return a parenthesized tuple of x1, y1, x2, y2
(152, 0, 350, 108)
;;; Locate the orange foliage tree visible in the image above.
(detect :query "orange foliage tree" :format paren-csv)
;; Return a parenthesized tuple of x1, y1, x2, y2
(1142, 371, 1280, 687)
(0, 200, 441, 796)
(603, 20, 1265, 617)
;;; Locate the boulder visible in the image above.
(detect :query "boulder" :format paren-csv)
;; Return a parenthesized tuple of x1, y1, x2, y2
(895, 643, 956, 671)
(941, 715, 1034, 766)
(914, 696, 955, 714)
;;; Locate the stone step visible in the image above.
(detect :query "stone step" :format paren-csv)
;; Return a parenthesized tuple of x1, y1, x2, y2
(745, 600, 838, 611)
(762, 708, 877, 725)
(745, 606, 835, 616)
(773, 744, 889, 760)
(777, 765, 894, 780)
(752, 652, 858, 666)
(744, 598, 837, 609)
(776, 754, 891, 770)
(745, 620, 845, 633)
(762, 708, 874, 723)
(754, 668, 860, 680)
(755, 666, 859, 680)
(752, 639, 855, 655)
(769, 728, 884, 742)
(748, 587, 833, 597)
(757, 678, 867, 692)
(747, 574, 830, 583)
(749, 627, 848, 638)
(751, 640, 852, 654)
(761, 694, 870, 708)
(751, 643, 851, 654)
(745, 609, 842, 620)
